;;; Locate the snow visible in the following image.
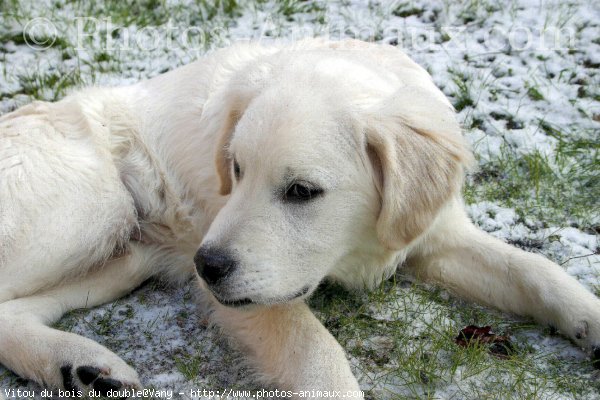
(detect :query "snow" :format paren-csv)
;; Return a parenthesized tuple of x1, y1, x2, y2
(503, 126, 558, 158)
(0, 0, 599, 398)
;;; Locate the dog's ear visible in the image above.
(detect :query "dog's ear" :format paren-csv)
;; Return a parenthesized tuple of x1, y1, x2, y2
(202, 81, 262, 196)
(364, 86, 473, 250)
(212, 98, 248, 196)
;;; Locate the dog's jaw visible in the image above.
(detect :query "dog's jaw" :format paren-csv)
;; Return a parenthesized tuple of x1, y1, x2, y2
(214, 285, 313, 308)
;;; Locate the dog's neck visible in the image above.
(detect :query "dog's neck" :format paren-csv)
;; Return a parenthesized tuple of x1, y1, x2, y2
(69, 85, 217, 250)
(119, 81, 226, 242)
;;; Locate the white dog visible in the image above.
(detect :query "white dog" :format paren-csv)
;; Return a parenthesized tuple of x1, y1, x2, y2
(0, 39, 598, 396)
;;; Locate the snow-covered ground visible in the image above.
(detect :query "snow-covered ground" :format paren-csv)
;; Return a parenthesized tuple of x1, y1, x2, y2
(1, 0, 599, 398)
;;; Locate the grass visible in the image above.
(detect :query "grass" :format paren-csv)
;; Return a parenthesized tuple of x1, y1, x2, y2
(449, 68, 476, 112)
(76, 0, 172, 27)
(463, 121, 599, 231)
(311, 278, 600, 399)
(1, 0, 599, 398)
(391, 3, 425, 18)
(273, 0, 326, 18)
(14, 68, 83, 101)
(174, 351, 204, 381)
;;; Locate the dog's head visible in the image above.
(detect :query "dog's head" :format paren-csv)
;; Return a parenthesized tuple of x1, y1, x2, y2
(194, 48, 472, 306)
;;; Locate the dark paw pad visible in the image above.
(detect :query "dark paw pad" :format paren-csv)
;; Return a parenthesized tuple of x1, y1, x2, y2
(94, 377, 123, 397)
(592, 346, 600, 370)
(60, 364, 76, 391)
(76, 366, 101, 385)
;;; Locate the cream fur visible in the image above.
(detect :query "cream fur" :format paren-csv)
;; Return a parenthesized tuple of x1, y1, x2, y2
(0, 39, 598, 397)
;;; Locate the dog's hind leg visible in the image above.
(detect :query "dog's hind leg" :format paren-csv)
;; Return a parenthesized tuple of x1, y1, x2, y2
(0, 243, 168, 394)
(0, 102, 139, 302)
(407, 199, 600, 364)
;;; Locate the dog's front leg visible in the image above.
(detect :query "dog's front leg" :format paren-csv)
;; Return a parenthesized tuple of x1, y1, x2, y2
(408, 202, 600, 364)
(207, 298, 361, 396)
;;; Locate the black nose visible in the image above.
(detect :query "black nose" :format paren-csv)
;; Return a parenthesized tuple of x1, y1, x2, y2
(194, 246, 237, 285)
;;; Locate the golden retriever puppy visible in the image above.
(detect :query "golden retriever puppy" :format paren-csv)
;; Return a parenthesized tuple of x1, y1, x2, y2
(0, 39, 598, 396)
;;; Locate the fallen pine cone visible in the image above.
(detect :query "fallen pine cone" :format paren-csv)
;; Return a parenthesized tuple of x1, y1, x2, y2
(455, 325, 514, 359)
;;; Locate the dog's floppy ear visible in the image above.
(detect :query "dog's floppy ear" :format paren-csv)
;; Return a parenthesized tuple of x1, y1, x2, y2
(212, 96, 250, 196)
(202, 79, 263, 196)
(364, 86, 473, 250)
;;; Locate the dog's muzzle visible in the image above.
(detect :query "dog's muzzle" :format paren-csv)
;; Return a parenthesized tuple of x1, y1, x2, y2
(194, 246, 237, 286)
(194, 246, 313, 308)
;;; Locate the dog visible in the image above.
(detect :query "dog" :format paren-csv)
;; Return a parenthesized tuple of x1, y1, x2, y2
(0, 38, 598, 396)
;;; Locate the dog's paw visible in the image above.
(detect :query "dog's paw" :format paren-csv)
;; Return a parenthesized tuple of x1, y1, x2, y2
(568, 318, 600, 369)
(58, 358, 140, 397)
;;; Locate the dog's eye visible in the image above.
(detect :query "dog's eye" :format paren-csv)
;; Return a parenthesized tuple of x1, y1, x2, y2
(233, 159, 241, 180)
(284, 182, 323, 202)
